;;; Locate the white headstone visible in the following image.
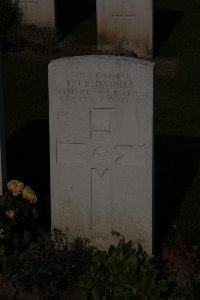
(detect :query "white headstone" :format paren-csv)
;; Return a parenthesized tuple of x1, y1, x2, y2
(49, 55, 154, 252)
(19, 0, 55, 27)
(96, 0, 153, 59)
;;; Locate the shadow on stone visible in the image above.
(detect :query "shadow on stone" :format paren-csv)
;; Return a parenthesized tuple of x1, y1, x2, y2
(7, 126, 199, 252)
(154, 135, 200, 254)
(55, 0, 96, 36)
(154, 9, 183, 56)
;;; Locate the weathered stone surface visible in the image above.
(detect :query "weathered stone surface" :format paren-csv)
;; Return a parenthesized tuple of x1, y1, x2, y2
(96, 0, 153, 59)
(49, 55, 154, 252)
(19, 0, 55, 27)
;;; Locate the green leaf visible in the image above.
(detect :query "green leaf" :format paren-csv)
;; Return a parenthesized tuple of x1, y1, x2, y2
(126, 240, 133, 249)
(108, 244, 116, 254)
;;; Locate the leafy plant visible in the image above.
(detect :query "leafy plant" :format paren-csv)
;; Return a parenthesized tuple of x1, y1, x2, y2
(80, 238, 168, 300)
(0, 0, 22, 36)
(7, 228, 95, 297)
(0, 180, 39, 251)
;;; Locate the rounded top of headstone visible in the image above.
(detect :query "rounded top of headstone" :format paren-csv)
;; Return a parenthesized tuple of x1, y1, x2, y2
(48, 55, 154, 68)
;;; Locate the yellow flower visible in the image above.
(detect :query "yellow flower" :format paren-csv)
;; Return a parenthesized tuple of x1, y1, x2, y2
(22, 186, 38, 204)
(7, 180, 24, 196)
(5, 210, 15, 219)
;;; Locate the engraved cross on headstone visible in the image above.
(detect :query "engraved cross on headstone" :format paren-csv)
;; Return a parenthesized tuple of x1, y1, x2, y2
(112, 0, 137, 43)
(57, 108, 145, 230)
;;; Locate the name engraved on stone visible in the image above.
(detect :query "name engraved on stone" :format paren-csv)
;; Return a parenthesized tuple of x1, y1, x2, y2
(66, 79, 134, 89)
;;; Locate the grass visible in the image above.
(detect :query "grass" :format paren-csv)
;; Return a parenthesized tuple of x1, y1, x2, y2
(1, 0, 200, 253)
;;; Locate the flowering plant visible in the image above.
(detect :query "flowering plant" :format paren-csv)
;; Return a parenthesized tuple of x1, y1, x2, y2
(0, 180, 39, 250)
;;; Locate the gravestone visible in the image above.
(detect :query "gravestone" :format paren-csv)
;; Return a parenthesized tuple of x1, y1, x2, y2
(96, 0, 153, 59)
(49, 55, 154, 252)
(19, 0, 55, 27)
